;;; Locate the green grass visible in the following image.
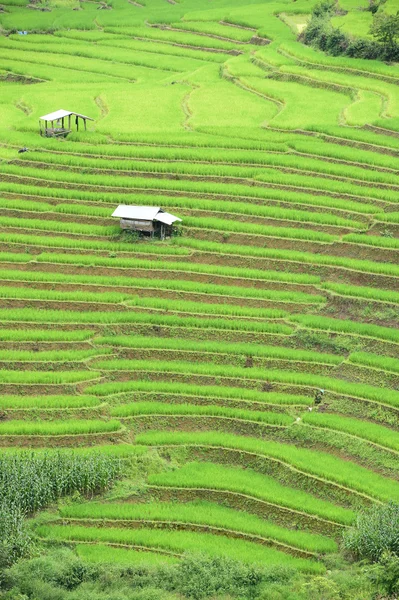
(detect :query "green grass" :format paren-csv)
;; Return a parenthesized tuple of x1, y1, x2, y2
(348, 352, 399, 374)
(323, 282, 399, 304)
(302, 412, 399, 452)
(0, 252, 31, 263)
(0, 215, 118, 237)
(61, 500, 337, 553)
(0, 173, 381, 218)
(0, 174, 385, 217)
(36, 524, 324, 571)
(0, 307, 293, 333)
(376, 212, 399, 224)
(0, 231, 191, 256)
(76, 544, 180, 566)
(93, 359, 399, 409)
(0, 267, 323, 303)
(97, 336, 342, 364)
(110, 401, 293, 425)
(87, 380, 312, 406)
(343, 234, 399, 250)
(0, 370, 99, 384)
(147, 461, 355, 525)
(0, 419, 121, 435)
(0, 349, 111, 362)
(137, 430, 399, 503)
(182, 216, 340, 242)
(1, 160, 394, 206)
(172, 239, 399, 278)
(0, 329, 94, 341)
(19, 144, 399, 187)
(0, 395, 101, 409)
(0, 285, 133, 305)
(34, 252, 321, 285)
(0, 284, 307, 318)
(291, 315, 399, 344)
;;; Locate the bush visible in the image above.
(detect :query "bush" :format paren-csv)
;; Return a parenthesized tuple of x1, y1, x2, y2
(342, 502, 399, 562)
(345, 37, 382, 59)
(163, 553, 264, 600)
(302, 0, 399, 60)
(1, 546, 391, 600)
(370, 10, 399, 54)
(312, 0, 336, 17)
(368, 552, 399, 597)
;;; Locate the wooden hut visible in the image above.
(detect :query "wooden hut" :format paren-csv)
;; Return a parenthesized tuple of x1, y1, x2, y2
(39, 109, 94, 137)
(112, 205, 182, 239)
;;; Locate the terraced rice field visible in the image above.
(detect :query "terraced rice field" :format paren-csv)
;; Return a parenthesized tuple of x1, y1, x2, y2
(0, 0, 398, 577)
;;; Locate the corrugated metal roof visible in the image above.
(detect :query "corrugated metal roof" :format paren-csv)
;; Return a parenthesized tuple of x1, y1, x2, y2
(112, 205, 181, 224)
(155, 212, 182, 225)
(112, 205, 161, 220)
(39, 109, 94, 121)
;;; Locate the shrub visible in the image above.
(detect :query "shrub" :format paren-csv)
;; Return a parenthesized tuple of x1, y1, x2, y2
(342, 502, 399, 562)
(370, 10, 399, 56)
(164, 553, 264, 600)
(302, 0, 399, 60)
(368, 552, 399, 597)
(312, 0, 336, 18)
(299, 576, 340, 600)
(3, 548, 98, 597)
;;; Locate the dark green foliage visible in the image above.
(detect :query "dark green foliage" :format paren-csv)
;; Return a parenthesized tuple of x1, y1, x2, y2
(312, 0, 336, 18)
(165, 553, 264, 600)
(368, 552, 399, 597)
(302, 0, 399, 60)
(370, 10, 399, 51)
(297, 577, 341, 600)
(2, 549, 98, 598)
(366, 0, 386, 14)
(342, 502, 399, 562)
(0, 550, 271, 600)
(0, 452, 121, 565)
(118, 230, 141, 244)
(292, 330, 359, 355)
(0, 548, 381, 600)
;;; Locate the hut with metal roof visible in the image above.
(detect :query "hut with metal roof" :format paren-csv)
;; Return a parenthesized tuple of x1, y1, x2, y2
(112, 205, 182, 239)
(39, 109, 94, 137)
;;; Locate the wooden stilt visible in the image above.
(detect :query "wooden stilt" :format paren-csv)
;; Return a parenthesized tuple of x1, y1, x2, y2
(39, 111, 93, 137)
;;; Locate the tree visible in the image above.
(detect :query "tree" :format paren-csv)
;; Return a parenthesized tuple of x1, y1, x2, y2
(370, 10, 399, 53)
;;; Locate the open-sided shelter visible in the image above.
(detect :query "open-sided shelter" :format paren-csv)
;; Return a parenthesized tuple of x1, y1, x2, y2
(112, 205, 182, 239)
(39, 109, 94, 137)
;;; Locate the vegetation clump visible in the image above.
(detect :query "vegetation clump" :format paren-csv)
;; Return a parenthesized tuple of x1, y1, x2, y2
(0, 451, 121, 566)
(302, 0, 399, 60)
(343, 501, 399, 562)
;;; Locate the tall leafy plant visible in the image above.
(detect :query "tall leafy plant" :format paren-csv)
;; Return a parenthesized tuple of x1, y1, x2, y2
(0, 451, 122, 565)
(342, 501, 399, 562)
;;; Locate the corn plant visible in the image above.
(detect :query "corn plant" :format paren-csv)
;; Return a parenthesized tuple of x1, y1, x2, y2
(0, 450, 122, 563)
